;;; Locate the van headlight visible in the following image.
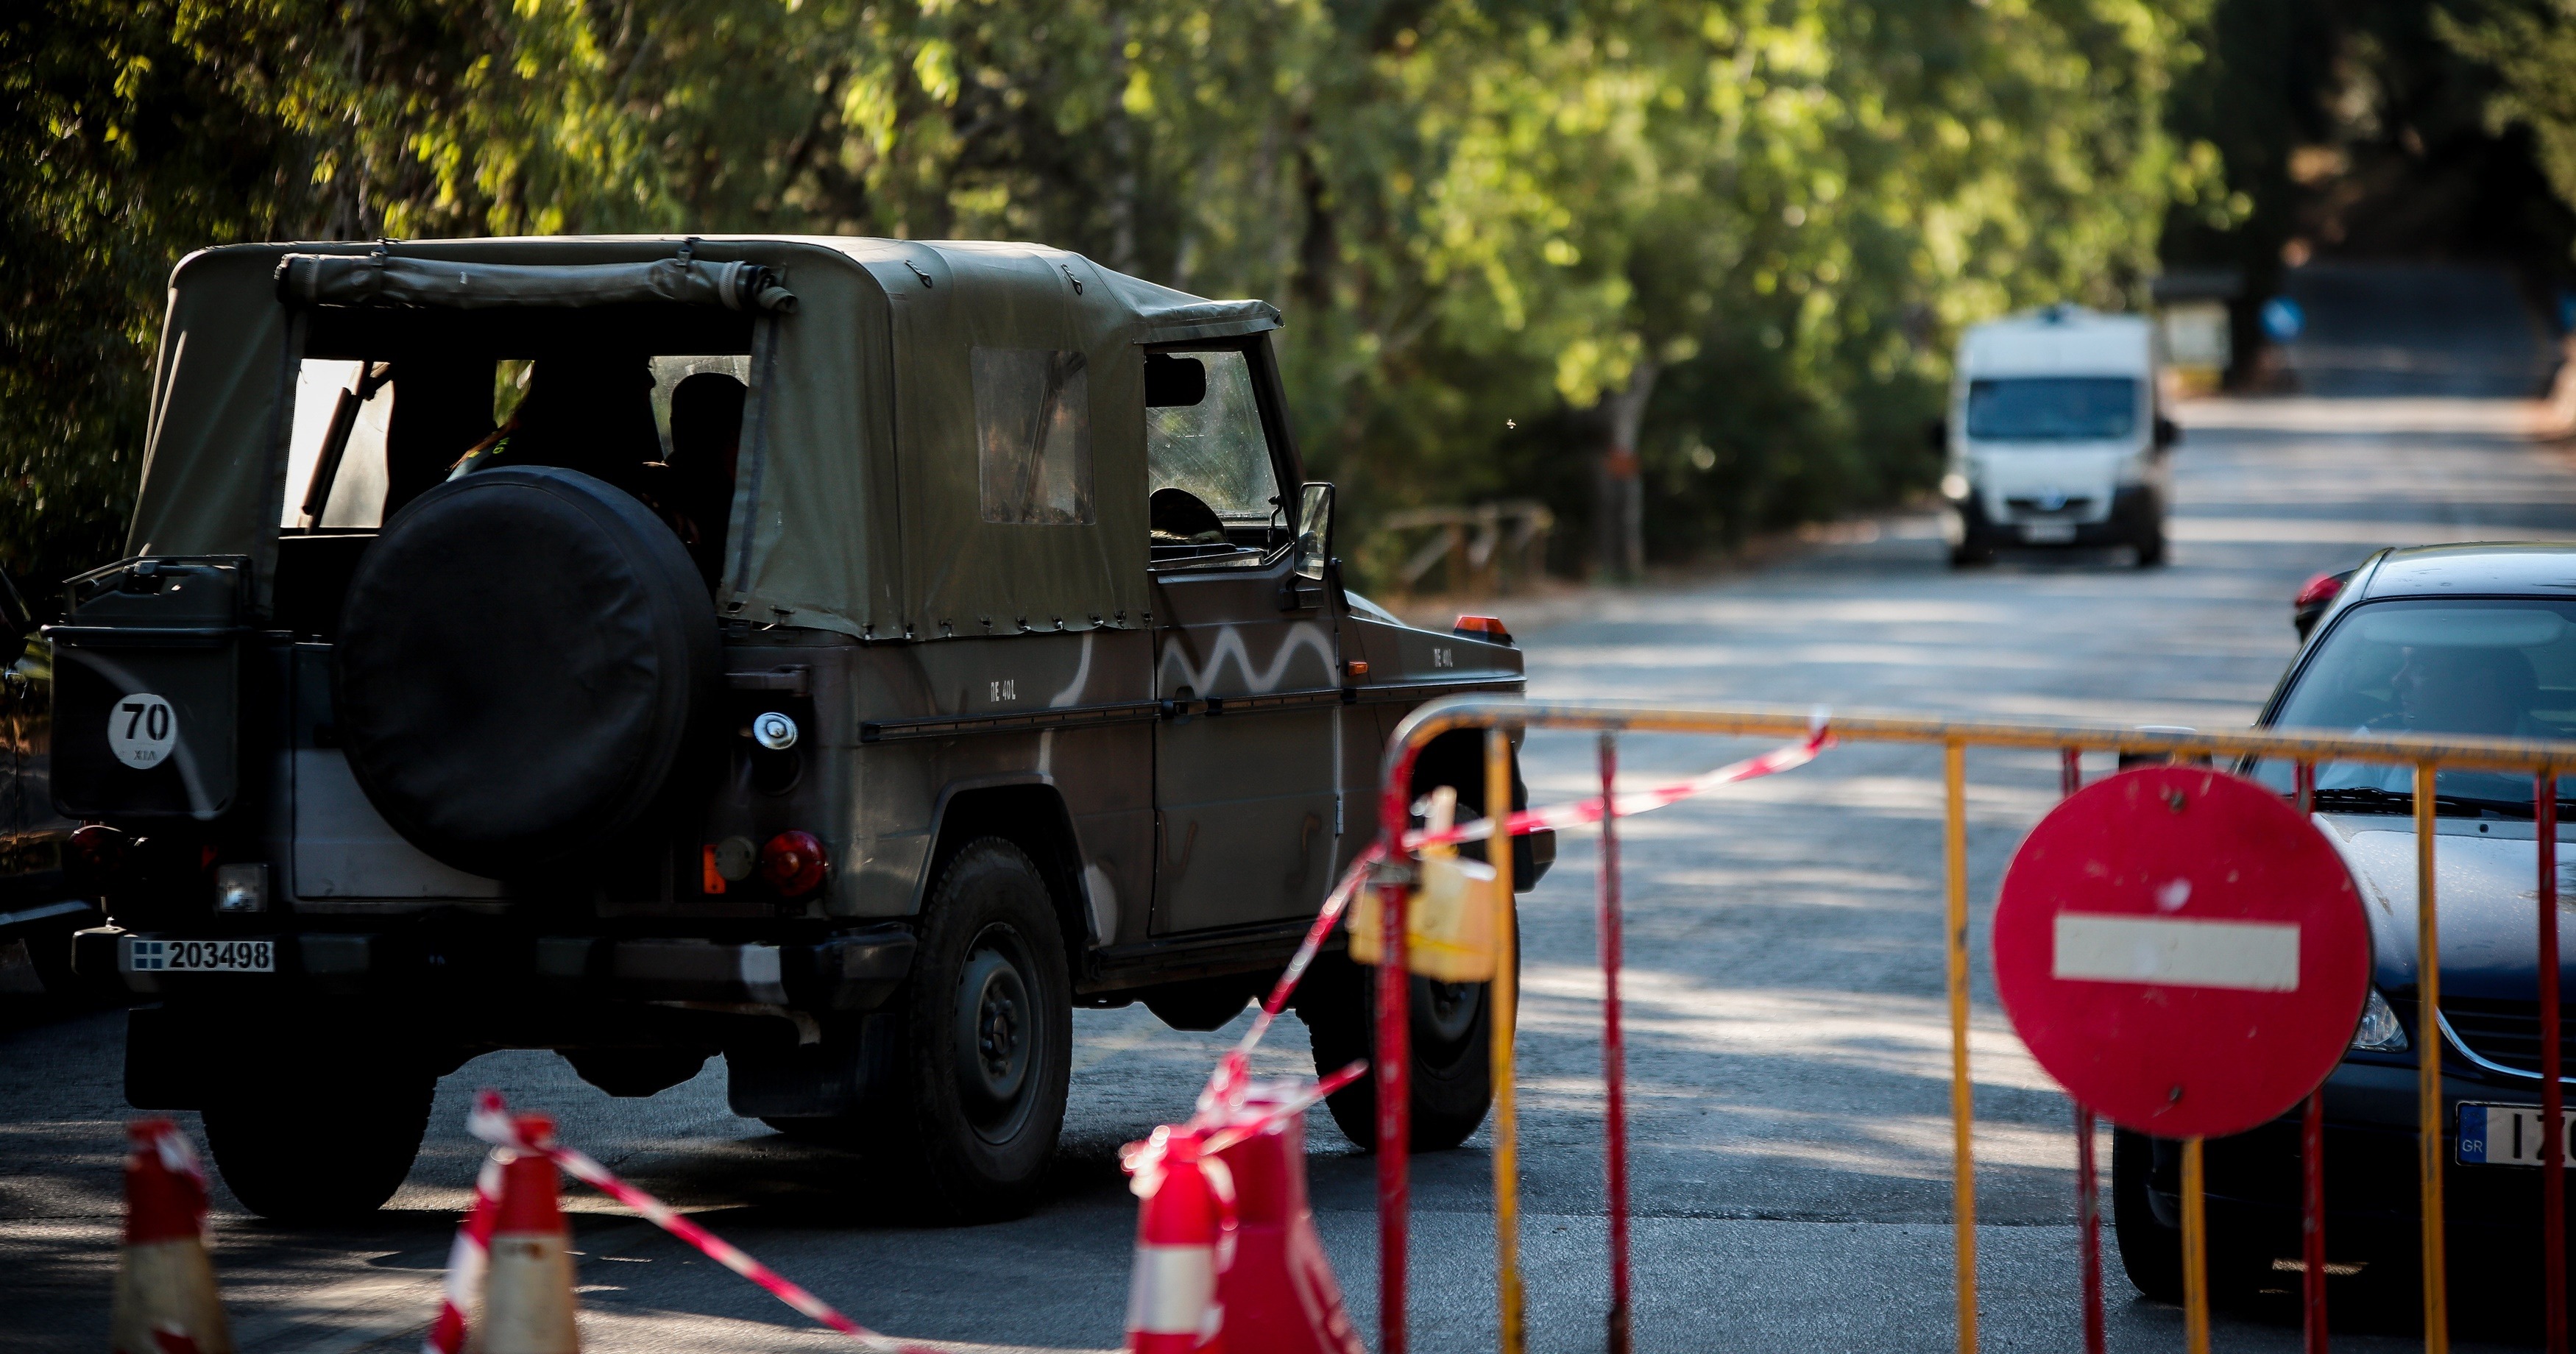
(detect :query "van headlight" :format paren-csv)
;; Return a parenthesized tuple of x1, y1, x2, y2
(2351, 988, 2407, 1052)
(1940, 472, 1970, 500)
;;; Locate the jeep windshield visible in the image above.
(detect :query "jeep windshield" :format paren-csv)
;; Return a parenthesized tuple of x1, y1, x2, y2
(2254, 598, 2576, 816)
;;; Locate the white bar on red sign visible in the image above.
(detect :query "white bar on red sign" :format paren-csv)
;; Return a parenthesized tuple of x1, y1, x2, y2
(2051, 913, 2300, 992)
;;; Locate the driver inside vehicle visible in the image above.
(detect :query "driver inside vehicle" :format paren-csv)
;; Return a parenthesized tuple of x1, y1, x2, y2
(667, 371, 746, 581)
(2385, 645, 2539, 737)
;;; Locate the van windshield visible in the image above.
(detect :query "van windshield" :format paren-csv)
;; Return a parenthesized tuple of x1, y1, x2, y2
(1965, 377, 2139, 441)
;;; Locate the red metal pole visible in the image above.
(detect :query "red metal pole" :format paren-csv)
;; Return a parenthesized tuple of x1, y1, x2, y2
(2063, 748, 2106, 1354)
(2541, 769, 2565, 1354)
(2297, 760, 2330, 1353)
(1377, 761, 1417, 1354)
(1600, 733, 1632, 1354)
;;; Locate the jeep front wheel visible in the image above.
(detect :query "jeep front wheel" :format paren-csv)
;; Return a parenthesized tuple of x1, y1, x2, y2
(1297, 948, 1498, 1152)
(877, 839, 1071, 1219)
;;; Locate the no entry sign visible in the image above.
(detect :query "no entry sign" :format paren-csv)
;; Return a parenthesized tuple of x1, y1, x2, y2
(1992, 765, 2370, 1139)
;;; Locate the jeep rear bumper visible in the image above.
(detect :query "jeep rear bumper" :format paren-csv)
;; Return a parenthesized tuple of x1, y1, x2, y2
(74, 924, 915, 1012)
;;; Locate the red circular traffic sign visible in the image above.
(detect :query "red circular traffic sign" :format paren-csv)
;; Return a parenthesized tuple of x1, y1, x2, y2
(1992, 765, 2369, 1138)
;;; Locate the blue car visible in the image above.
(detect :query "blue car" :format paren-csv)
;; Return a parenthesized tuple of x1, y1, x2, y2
(2115, 543, 2576, 1305)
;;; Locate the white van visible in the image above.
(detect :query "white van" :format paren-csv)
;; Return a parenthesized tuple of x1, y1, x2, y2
(1938, 305, 2176, 567)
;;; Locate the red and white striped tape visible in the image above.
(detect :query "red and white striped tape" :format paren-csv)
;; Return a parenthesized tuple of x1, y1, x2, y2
(1210, 720, 1833, 1094)
(425, 1091, 931, 1354)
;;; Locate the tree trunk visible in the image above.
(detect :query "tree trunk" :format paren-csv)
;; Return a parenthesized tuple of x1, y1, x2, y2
(1593, 361, 1657, 581)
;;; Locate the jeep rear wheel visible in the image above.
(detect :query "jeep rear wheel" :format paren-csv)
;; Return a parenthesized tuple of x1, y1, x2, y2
(202, 1049, 434, 1222)
(875, 839, 1071, 1219)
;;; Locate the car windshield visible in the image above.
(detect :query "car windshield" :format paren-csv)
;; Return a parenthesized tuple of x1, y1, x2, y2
(2254, 598, 2576, 816)
(1965, 377, 2139, 441)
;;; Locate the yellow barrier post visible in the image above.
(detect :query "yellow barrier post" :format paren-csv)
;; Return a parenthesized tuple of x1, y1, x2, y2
(2182, 1136, 2210, 1354)
(2416, 761, 2448, 1353)
(1945, 740, 1978, 1354)
(1487, 728, 1525, 1354)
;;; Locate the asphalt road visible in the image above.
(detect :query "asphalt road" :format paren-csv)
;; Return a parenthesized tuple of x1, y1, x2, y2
(11, 400, 2576, 1346)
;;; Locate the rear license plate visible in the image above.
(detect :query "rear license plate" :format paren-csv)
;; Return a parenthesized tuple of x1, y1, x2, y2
(2458, 1102, 2576, 1165)
(128, 937, 275, 974)
(2021, 522, 2078, 544)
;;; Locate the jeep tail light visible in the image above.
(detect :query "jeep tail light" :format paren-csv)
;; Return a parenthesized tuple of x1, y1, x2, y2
(760, 830, 829, 898)
(66, 823, 136, 894)
(1454, 614, 1513, 645)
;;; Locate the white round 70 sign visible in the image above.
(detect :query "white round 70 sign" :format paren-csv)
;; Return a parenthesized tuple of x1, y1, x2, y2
(109, 694, 177, 769)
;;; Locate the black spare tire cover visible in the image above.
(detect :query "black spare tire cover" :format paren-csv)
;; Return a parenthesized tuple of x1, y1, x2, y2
(336, 466, 717, 877)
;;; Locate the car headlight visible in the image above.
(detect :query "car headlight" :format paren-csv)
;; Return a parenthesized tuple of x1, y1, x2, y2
(1940, 472, 1970, 500)
(2351, 988, 2407, 1052)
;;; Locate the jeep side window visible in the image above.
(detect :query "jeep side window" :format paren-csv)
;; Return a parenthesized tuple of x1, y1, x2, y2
(972, 347, 1094, 525)
(280, 360, 395, 528)
(1146, 349, 1277, 544)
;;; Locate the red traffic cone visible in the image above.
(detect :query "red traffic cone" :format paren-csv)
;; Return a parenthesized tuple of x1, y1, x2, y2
(1123, 1127, 1229, 1354)
(1211, 1090, 1364, 1354)
(477, 1116, 580, 1354)
(110, 1119, 232, 1354)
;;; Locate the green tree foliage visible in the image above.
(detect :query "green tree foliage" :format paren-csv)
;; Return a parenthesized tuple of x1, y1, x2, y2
(4, 0, 2217, 594)
(2447, 0, 2576, 252)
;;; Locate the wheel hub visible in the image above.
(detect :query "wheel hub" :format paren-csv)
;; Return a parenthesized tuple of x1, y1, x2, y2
(954, 937, 1034, 1113)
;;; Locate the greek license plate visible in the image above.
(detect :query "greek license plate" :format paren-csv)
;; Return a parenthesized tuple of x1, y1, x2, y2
(2457, 1102, 2576, 1166)
(128, 937, 275, 974)
(2022, 521, 2078, 544)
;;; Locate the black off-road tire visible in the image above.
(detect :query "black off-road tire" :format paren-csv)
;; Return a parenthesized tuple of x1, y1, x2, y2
(336, 465, 718, 878)
(2134, 525, 2168, 568)
(873, 839, 1071, 1220)
(202, 1055, 435, 1222)
(2112, 1127, 2186, 1304)
(1299, 950, 1500, 1152)
(1949, 537, 1999, 567)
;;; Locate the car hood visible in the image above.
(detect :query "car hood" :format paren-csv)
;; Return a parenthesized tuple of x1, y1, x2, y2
(2318, 812, 2576, 999)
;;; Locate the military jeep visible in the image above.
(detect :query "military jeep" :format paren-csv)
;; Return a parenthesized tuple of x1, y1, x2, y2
(61, 236, 1548, 1220)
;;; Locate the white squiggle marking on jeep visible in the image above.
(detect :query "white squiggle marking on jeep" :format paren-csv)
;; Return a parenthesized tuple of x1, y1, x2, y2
(1158, 620, 1336, 695)
(1049, 631, 1095, 708)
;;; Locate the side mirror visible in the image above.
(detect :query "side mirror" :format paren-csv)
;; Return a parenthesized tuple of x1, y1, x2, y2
(1295, 482, 1334, 582)
(1925, 418, 1948, 454)
(0, 572, 34, 639)
(2154, 415, 2181, 450)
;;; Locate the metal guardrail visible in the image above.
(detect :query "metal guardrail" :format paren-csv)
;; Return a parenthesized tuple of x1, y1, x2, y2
(1368, 698, 2576, 1354)
(1373, 501, 1554, 597)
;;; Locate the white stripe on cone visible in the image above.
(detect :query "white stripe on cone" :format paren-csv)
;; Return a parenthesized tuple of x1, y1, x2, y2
(1126, 1243, 1220, 1336)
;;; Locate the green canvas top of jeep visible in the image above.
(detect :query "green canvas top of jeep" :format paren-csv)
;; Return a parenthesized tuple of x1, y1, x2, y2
(133, 235, 1282, 640)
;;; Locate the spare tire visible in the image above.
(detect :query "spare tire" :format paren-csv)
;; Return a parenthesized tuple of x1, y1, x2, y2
(336, 465, 717, 877)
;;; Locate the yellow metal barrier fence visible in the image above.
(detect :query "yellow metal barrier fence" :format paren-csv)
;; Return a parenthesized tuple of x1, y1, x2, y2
(1370, 698, 2576, 1354)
